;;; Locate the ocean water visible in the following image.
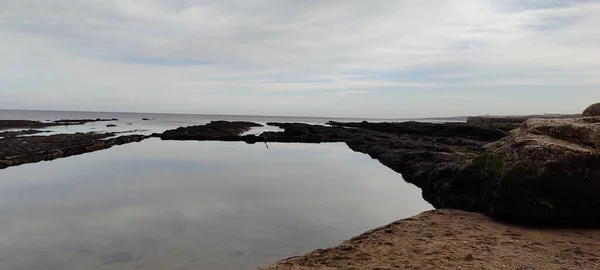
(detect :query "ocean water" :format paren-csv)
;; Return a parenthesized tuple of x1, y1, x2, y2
(0, 110, 391, 136)
(0, 110, 432, 269)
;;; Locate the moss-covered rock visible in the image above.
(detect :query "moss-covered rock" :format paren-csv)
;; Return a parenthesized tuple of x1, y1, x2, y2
(583, 103, 600, 117)
(441, 117, 600, 225)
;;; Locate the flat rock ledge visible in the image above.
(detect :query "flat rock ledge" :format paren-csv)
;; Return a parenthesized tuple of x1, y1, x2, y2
(0, 133, 147, 169)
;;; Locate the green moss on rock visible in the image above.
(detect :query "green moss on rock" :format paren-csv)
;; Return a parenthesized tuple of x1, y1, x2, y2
(470, 153, 506, 175)
(583, 103, 600, 117)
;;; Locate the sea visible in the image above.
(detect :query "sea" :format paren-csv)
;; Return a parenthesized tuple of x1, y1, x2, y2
(0, 110, 433, 270)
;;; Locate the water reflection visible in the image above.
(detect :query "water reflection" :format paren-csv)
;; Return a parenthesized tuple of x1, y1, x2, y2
(0, 139, 431, 269)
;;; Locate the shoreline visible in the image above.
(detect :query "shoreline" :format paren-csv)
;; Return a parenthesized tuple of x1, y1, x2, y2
(259, 209, 600, 270)
(2, 116, 599, 268)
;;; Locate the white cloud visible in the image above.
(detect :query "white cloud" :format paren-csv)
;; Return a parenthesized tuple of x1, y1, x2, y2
(0, 0, 599, 117)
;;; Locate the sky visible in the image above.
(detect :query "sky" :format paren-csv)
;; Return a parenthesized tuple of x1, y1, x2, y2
(1, 0, 599, 118)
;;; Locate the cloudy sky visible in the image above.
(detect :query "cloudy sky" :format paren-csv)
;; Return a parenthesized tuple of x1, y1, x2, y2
(1, 0, 599, 118)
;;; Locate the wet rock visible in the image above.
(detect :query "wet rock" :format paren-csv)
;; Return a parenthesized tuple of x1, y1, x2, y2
(0, 132, 147, 169)
(0, 120, 61, 130)
(0, 119, 118, 130)
(0, 129, 49, 138)
(160, 121, 263, 141)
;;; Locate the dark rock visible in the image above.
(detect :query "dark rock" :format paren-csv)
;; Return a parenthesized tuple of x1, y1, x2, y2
(160, 121, 263, 141)
(54, 118, 116, 124)
(106, 124, 118, 127)
(0, 120, 62, 130)
(583, 103, 600, 117)
(1, 119, 118, 130)
(0, 129, 49, 138)
(433, 117, 600, 225)
(467, 114, 581, 124)
(142, 118, 150, 121)
(0, 132, 147, 169)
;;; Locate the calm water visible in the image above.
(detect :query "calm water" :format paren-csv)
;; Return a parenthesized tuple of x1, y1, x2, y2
(0, 110, 390, 137)
(0, 139, 431, 269)
(0, 110, 432, 269)
(0, 109, 458, 137)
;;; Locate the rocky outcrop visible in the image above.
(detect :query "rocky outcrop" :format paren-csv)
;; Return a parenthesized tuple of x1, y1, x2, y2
(433, 117, 600, 224)
(53, 118, 118, 124)
(0, 119, 118, 131)
(159, 121, 263, 141)
(0, 120, 62, 130)
(0, 133, 147, 169)
(260, 209, 600, 270)
(584, 103, 600, 117)
(0, 129, 49, 138)
(467, 114, 580, 124)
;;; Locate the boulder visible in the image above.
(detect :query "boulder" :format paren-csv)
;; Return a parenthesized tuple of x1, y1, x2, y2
(583, 103, 600, 117)
(435, 117, 600, 224)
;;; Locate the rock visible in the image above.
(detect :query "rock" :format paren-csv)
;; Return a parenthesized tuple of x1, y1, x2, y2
(0, 120, 61, 130)
(106, 124, 118, 127)
(0, 133, 147, 169)
(0, 129, 49, 138)
(54, 118, 116, 124)
(435, 117, 600, 224)
(583, 103, 600, 117)
(160, 121, 263, 141)
(467, 114, 580, 124)
(142, 118, 150, 121)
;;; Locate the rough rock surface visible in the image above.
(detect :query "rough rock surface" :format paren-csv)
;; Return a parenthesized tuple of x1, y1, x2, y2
(0, 119, 118, 131)
(259, 209, 600, 270)
(467, 114, 580, 124)
(0, 129, 49, 138)
(0, 132, 147, 169)
(0, 120, 63, 130)
(583, 103, 600, 117)
(159, 121, 263, 141)
(437, 117, 600, 224)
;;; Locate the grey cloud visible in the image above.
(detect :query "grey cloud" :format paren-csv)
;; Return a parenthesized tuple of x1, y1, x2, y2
(0, 0, 599, 117)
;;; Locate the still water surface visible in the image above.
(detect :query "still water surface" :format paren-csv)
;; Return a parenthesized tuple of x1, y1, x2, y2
(0, 139, 431, 269)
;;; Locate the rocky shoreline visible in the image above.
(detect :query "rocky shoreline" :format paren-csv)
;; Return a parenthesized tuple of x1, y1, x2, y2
(0, 119, 146, 169)
(156, 117, 600, 225)
(1, 110, 599, 269)
(150, 114, 600, 268)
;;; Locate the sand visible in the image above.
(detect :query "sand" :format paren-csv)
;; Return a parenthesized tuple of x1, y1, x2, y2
(260, 209, 600, 270)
